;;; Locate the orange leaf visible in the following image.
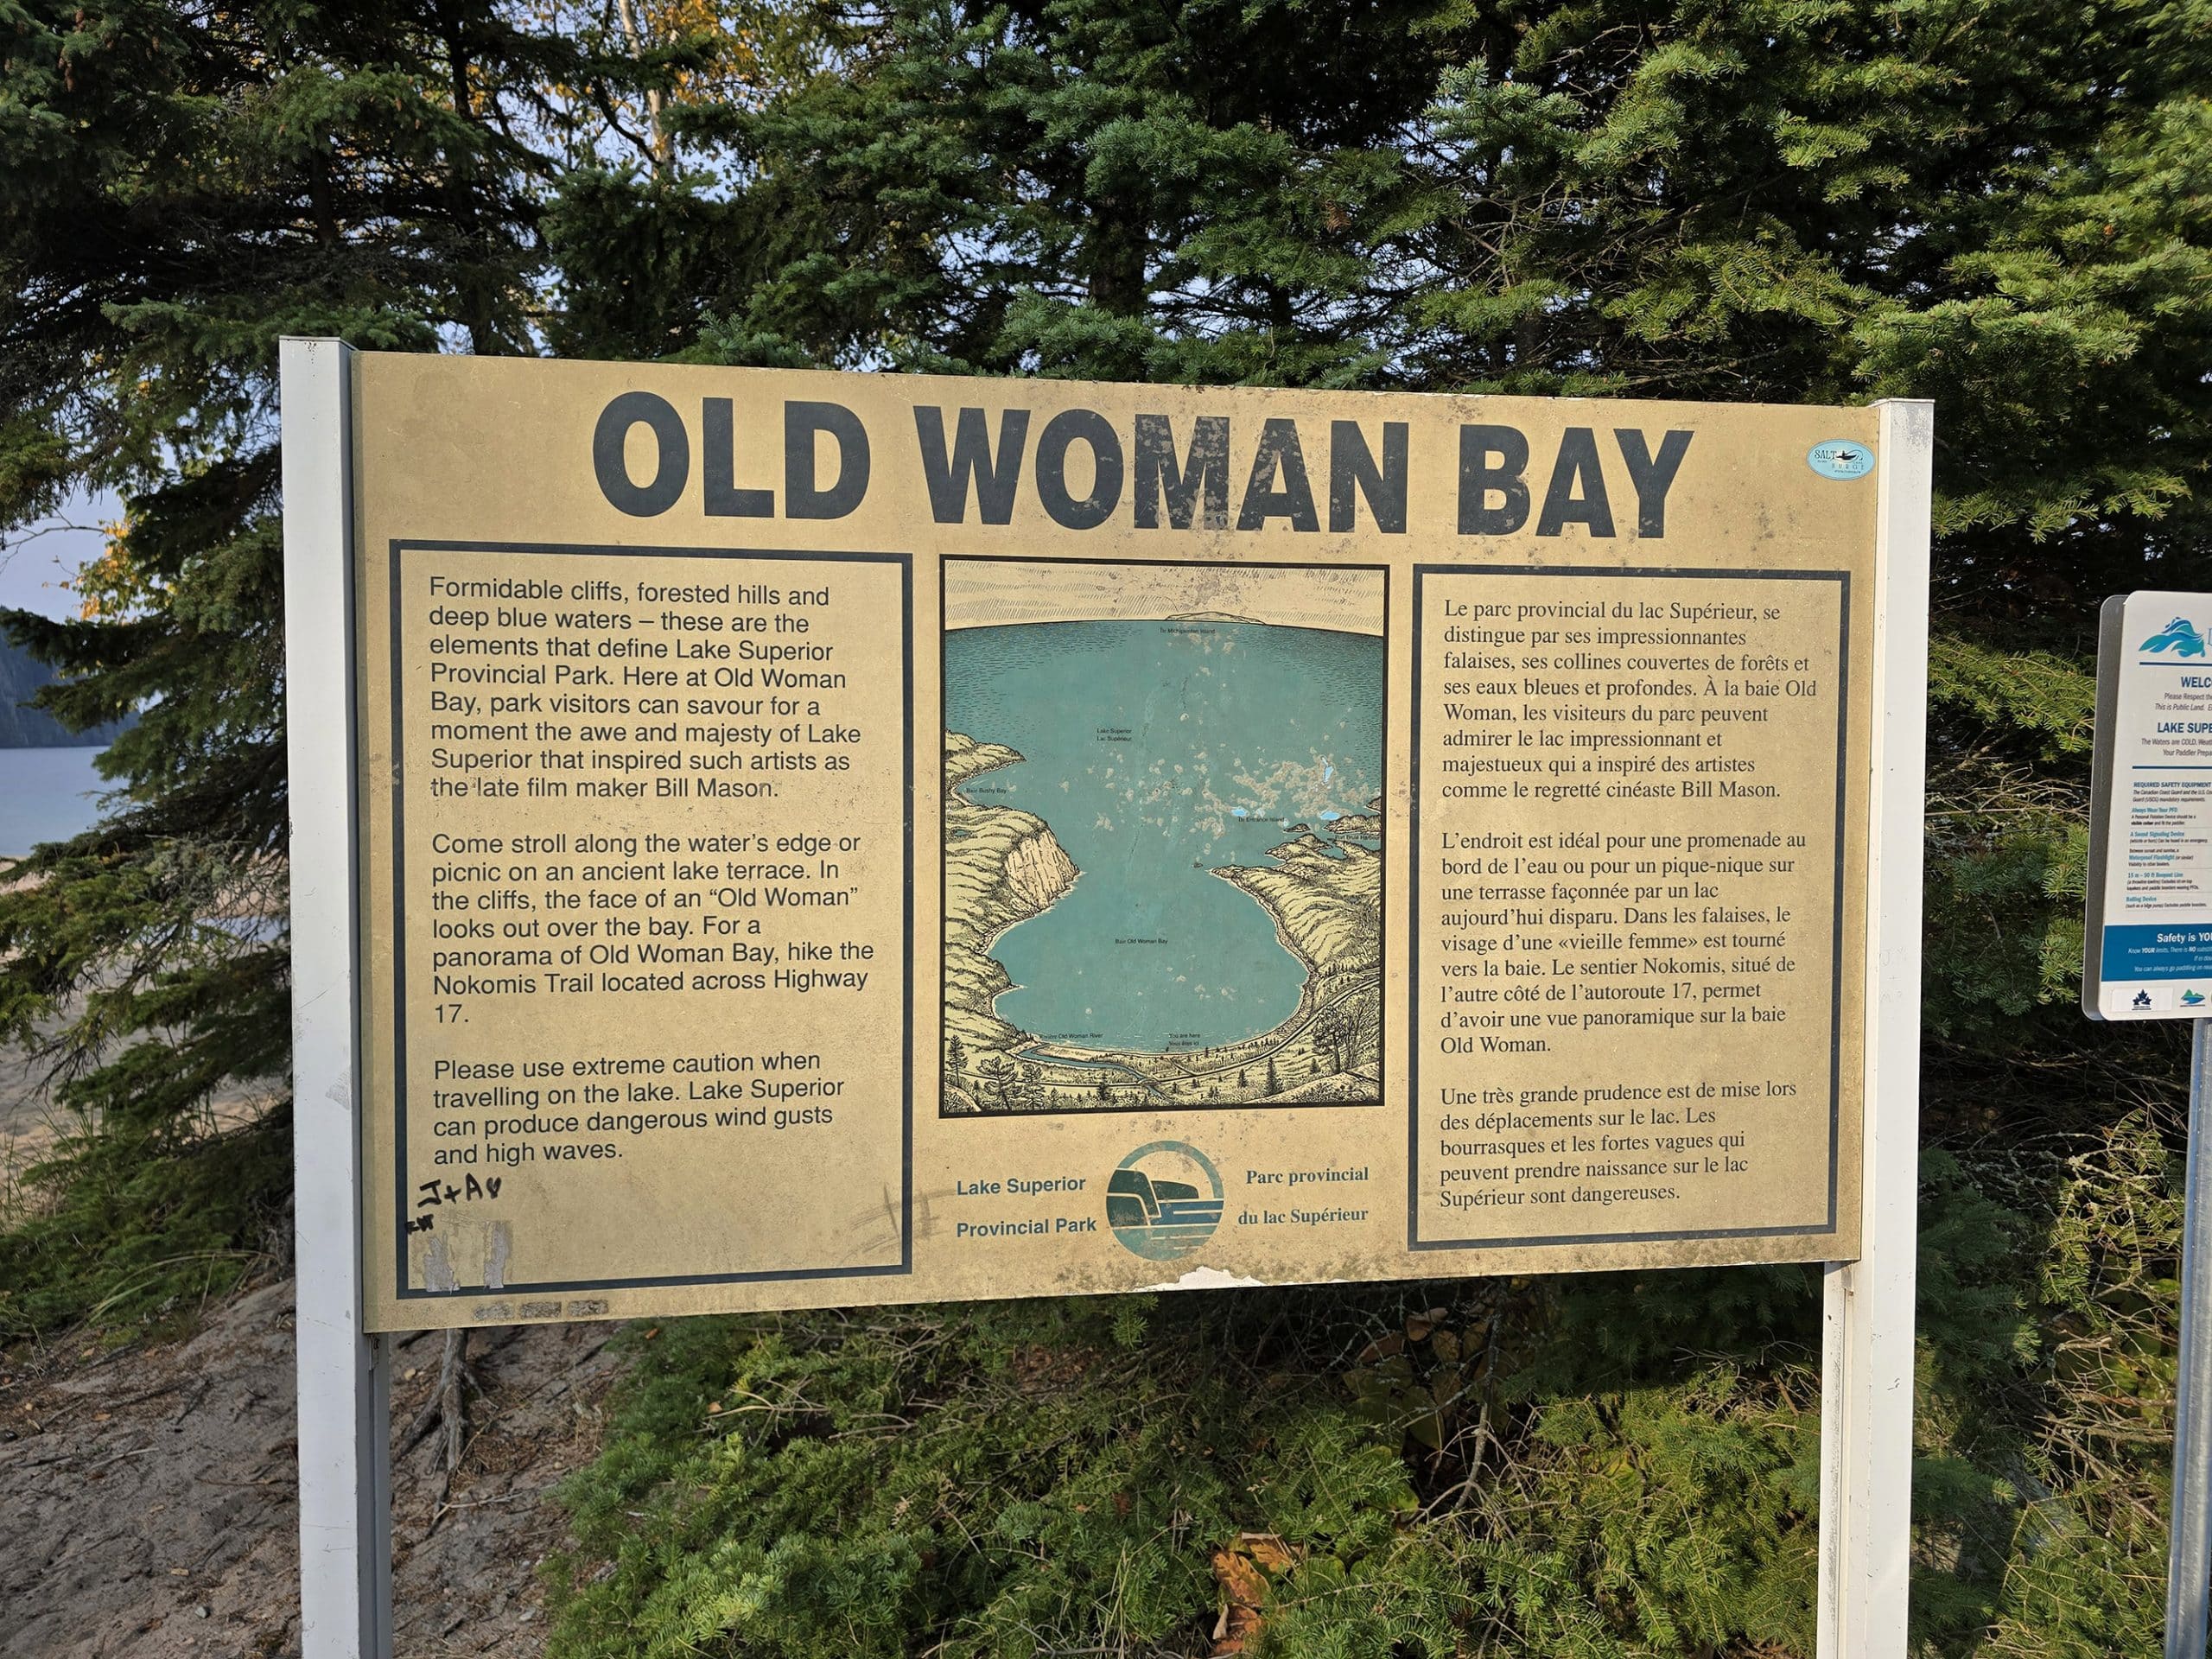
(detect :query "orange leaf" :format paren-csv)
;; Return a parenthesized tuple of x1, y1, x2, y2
(1242, 1531, 1300, 1574)
(1212, 1547, 1268, 1608)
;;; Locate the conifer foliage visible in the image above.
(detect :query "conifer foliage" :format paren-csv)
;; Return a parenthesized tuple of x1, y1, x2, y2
(0, 1, 635, 1332)
(545, 2, 2211, 1650)
(2, 0, 2209, 1649)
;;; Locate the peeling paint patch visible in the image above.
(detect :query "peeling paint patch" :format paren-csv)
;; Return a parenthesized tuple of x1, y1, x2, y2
(485, 1221, 512, 1290)
(518, 1300, 563, 1320)
(1141, 1264, 1267, 1292)
(565, 1298, 610, 1319)
(470, 1301, 512, 1322)
(422, 1236, 458, 1294)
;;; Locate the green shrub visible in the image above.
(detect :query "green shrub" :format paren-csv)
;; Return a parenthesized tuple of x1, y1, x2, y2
(548, 1277, 1840, 1659)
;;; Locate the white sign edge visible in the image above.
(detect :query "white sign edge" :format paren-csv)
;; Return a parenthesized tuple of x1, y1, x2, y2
(1816, 396, 1930, 1659)
(283, 336, 394, 1659)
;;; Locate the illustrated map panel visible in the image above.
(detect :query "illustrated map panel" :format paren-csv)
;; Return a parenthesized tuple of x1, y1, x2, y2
(942, 559, 1385, 1114)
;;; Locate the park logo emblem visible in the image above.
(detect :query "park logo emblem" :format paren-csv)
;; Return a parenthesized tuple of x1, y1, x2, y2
(2140, 616, 2209, 659)
(1106, 1141, 1225, 1261)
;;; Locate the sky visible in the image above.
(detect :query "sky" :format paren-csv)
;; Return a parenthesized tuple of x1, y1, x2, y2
(0, 489, 118, 622)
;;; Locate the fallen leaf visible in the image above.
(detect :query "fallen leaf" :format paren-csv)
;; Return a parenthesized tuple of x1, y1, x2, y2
(1242, 1532, 1299, 1573)
(1213, 1547, 1268, 1611)
(1210, 1531, 1303, 1655)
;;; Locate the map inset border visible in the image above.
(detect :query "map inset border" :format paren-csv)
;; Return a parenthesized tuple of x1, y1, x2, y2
(938, 553, 1390, 1120)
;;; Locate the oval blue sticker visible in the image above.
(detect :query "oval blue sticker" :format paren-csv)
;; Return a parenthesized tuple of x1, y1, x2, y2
(1808, 440, 1875, 480)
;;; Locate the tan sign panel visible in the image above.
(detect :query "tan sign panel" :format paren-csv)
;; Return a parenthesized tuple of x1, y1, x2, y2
(347, 353, 1878, 1329)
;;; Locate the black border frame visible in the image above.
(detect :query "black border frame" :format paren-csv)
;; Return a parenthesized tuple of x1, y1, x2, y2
(1406, 564, 1852, 1251)
(387, 538, 914, 1299)
(936, 552, 1391, 1118)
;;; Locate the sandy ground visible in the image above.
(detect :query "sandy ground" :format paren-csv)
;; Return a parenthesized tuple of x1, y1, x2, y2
(0, 1019, 272, 1206)
(0, 1019, 70, 1199)
(0, 1280, 625, 1657)
(0, 995, 624, 1656)
(0, 1031, 620, 1659)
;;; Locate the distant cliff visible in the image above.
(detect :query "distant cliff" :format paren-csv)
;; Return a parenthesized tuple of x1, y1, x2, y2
(0, 636, 129, 748)
(940, 732, 1080, 1098)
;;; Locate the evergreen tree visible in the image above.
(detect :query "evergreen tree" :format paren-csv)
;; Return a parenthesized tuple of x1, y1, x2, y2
(669, 0, 1483, 379)
(1, 0, 2204, 1648)
(0, 3, 843, 1333)
(535, 3, 2208, 1654)
(1408, 0, 2211, 1064)
(0, 1, 640, 1333)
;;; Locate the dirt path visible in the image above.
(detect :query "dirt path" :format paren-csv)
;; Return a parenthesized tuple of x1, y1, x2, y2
(0, 1281, 624, 1657)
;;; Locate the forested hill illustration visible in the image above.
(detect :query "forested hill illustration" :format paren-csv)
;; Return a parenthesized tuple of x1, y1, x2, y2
(941, 559, 1384, 1115)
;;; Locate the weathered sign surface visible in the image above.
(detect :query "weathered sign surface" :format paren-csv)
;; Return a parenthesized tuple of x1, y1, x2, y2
(347, 355, 1879, 1327)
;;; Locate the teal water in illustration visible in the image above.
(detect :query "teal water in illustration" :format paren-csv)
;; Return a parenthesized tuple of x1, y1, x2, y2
(944, 619, 1382, 1052)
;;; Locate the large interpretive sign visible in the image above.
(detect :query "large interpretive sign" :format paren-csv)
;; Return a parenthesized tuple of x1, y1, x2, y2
(340, 354, 1891, 1328)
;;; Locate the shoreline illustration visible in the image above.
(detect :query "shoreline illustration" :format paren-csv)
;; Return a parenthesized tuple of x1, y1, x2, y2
(941, 559, 1385, 1116)
(942, 725, 1382, 1114)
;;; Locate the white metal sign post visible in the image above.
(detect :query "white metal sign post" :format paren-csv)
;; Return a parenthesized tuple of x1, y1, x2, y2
(2086, 590, 2212, 1656)
(282, 338, 390, 1656)
(2173, 1023, 2212, 1659)
(1818, 396, 1931, 1658)
(278, 338, 1929, 1657)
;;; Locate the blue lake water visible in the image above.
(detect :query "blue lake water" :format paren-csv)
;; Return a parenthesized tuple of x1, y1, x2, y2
(945, 620, 1382, 1052)
(0, 746, 111, 856)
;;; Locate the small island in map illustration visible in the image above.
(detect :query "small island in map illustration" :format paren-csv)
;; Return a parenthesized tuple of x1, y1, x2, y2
(942, 558, 1384, 1114)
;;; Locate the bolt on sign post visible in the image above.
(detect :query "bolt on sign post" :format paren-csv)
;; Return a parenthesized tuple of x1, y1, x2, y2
(280, 338, 1930, 1658)
(2086, 592, 2212, 1658)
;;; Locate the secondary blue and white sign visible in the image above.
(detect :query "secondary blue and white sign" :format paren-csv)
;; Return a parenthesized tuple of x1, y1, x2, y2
(2086, 592, 2212, 1019)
